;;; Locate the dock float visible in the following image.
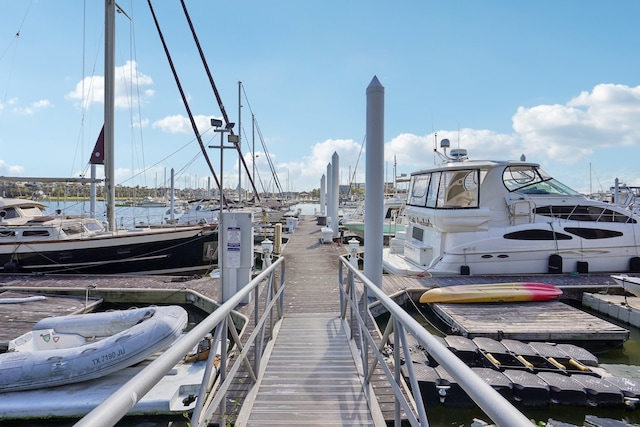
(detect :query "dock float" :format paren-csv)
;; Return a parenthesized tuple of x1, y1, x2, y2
(582, 293, 640, 328)
(429, 300, 629, 348)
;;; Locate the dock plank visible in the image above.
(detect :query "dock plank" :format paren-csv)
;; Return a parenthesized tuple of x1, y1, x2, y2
(430, 300, 629, 345)
(0, 290, 101, 351)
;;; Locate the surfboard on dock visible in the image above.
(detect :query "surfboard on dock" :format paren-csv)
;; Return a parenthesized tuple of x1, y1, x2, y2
(419, 282, 563, 304)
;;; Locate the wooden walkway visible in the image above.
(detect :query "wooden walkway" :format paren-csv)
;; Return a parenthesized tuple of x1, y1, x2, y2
(234, 216, 386, 426)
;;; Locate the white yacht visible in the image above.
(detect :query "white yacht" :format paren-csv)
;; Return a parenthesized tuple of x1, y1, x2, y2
(383, 139, 640, 276)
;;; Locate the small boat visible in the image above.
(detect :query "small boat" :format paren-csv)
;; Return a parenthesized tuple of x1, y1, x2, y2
(341, 197, 406, 240)
(611, 274, 640, 297)
(419, 282, 563, 304)
(0, 305, 188, 392)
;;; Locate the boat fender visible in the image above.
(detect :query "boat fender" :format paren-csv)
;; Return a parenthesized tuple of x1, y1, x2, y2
(3, 260, 21, 273)
(460, 265, 470, 275)
(547, 357, 566, 370)
(484, 352, 501, 366)
(548, 254, 562, 274)
(631, 257, 640, 273)
(568, 358, 590, 372)
(577, 261, 589, 274)
(516, 355, 534, 368)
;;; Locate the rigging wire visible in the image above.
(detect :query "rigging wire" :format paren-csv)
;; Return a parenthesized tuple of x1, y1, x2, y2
(346, 134, 366, 199)
(238, 84, 286, 199)
(178, 0, 260, 202)
(145, 0, 222, 196)
(121, 1, 150, 190)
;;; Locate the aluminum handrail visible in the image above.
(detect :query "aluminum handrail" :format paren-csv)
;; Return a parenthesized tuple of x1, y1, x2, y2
(338, 255, 533, 427)
(75, 256, 285, 427)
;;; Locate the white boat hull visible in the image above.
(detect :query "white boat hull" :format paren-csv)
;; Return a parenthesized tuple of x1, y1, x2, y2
(611, 275, 640, 297)
(0, 356, 207, 419)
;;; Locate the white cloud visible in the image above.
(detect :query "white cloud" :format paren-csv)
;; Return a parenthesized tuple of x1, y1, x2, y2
(66, 60, 154, 109)
(0, 160, 25, 175)
(513, 84, 640, 164)
(152, 114, 216, 136)
(9, 99, 52, 116)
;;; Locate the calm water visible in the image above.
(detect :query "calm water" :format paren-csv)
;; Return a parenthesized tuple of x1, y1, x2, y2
(43, 201, 320, 228)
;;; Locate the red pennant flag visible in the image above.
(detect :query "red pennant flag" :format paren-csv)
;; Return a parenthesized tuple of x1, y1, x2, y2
(90, 126, 105, 165)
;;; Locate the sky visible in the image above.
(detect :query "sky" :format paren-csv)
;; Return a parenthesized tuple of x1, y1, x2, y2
(1, 1, 640, 195)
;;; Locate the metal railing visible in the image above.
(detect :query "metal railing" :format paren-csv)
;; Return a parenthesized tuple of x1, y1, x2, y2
(338, 255, 533, 427)
(75, 255, 285, 427)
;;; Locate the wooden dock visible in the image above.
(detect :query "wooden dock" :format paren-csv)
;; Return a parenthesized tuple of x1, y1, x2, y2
(429, 300, 629, 347)
(0, 290, 102, 351)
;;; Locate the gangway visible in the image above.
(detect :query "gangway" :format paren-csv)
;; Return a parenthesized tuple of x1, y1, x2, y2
(234, 314, 385, 426)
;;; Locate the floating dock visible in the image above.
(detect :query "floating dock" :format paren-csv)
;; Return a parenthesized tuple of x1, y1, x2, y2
(582, 293, 640, 328)
(428, 300, 630, 348)
(400, 334, 640, 409)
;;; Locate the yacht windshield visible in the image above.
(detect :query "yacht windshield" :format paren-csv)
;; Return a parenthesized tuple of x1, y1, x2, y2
(503, 166, 580, 196)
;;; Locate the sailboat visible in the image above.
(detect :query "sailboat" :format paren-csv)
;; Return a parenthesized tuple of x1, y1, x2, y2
(0, 1, 218, 276)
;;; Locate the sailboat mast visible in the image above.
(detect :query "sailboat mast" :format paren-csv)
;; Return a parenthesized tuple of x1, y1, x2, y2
(238, 81, 242, 204)
(104, 0, 116, 230)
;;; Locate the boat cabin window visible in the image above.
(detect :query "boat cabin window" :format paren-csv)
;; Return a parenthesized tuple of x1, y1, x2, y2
(62, 224, 83, 235)
(408, 174, 430, 206)
(503, 165, 581, 196)
(21, 206, 45, 216)
(85, 222, 104, 232)
(409, 169, 480, 209)
(535, 205, 636, 224)
(22, 230, 50, 237)
(0, 208, 18, 220)
(0, 230, 16, 237)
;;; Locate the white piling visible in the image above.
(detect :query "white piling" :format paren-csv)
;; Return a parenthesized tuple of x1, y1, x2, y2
(331, 152, 340, 238)
(320, 174, 326, 215)
(364, 76, 385, 288)
(326, 163, 333, 230)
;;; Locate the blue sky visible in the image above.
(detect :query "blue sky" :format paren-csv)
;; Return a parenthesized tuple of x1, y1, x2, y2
(1, 1, 640, 194)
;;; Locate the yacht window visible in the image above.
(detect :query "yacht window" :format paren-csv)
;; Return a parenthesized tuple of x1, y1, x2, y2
(22, 230, 50, 237)
(503, 166, 581, 196)
(85, 222, 104, 232)
(412, 226, 424, 241)
(442, 169, 479, 208)
(426, 172, 441, 208)
(0, 208, 18, 219)
(0, 230, 16, 237)
(504, 230, 573, 240)
(564, 228, 624, 239)
(21, 206, 45, 216)
(408, 174, 430, 206)
(62, 224, 83, 235)
(535, 205, 636, 223)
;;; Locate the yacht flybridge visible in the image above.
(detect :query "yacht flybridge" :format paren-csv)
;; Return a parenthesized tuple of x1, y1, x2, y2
(383, 140, 640, 276)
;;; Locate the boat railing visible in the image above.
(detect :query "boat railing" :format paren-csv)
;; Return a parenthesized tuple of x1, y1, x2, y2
(74, 255, 286, 427)
(338, 255, 533, 427)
